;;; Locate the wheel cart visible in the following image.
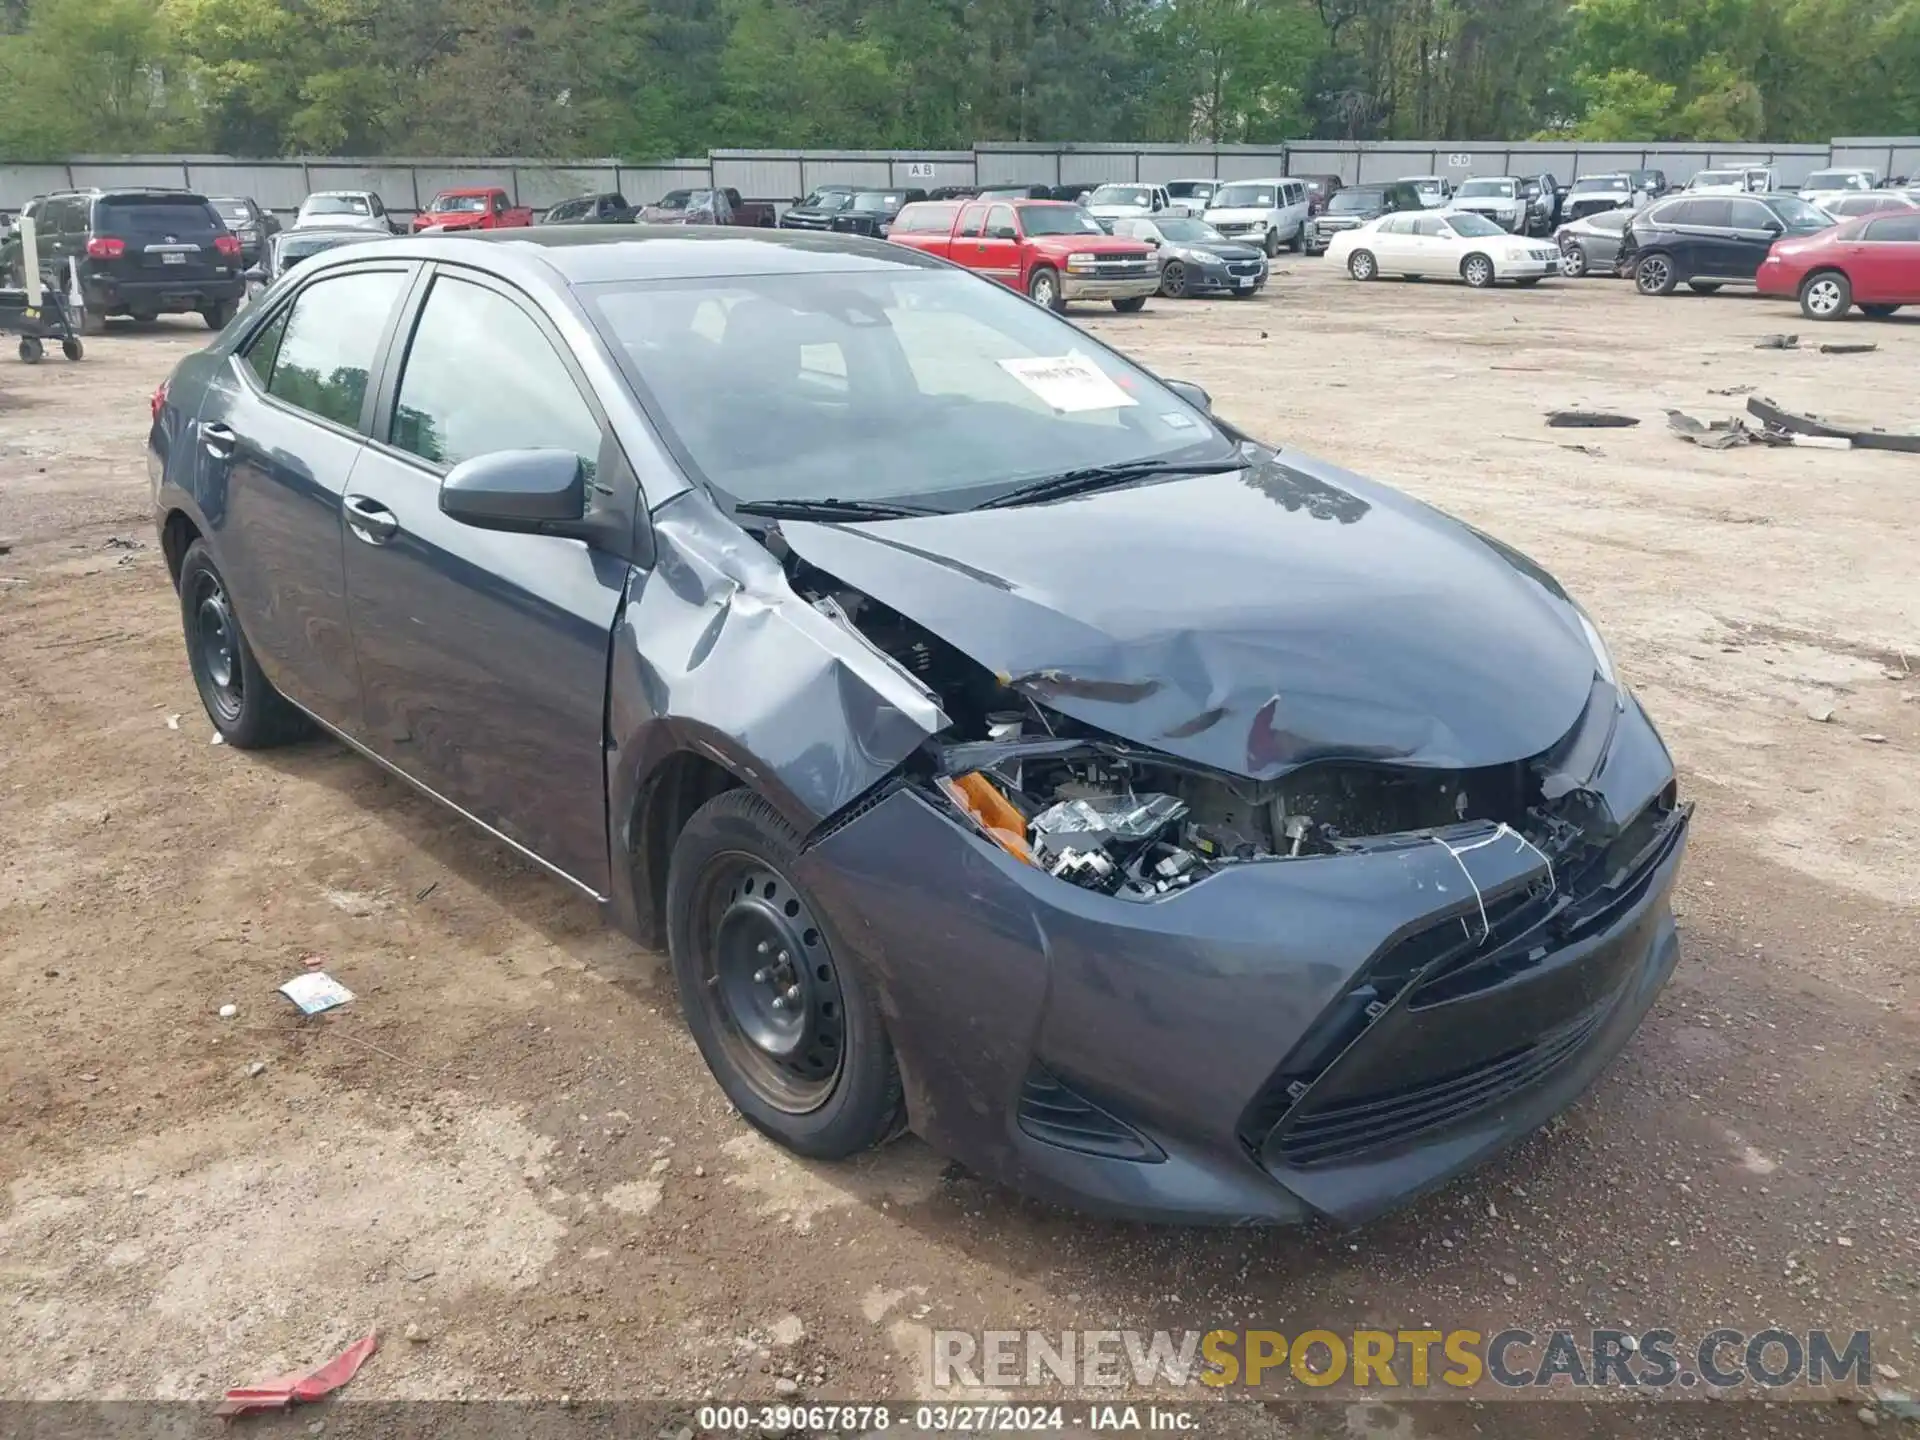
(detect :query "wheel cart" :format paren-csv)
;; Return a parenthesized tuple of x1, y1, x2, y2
(0, 284, 84, 364)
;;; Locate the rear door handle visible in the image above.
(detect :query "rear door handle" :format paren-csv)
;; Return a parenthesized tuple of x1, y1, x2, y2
(343, 494, 399, 545)
(201, 422, 237, 459)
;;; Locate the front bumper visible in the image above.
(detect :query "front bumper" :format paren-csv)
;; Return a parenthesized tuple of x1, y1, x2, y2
(797, 693, 1689, 1225)
(1502, 252, 1563, 277)
(1170, 257, 1268, 294)
(1060, 271, 1160, 301)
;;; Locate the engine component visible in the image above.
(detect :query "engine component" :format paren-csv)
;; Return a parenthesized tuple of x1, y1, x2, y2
(1049, 847, 1122, 893)
(1029, 793, 1188, 867)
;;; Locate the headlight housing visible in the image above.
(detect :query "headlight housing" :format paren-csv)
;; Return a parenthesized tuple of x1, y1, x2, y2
(1066, 252, 1098, 271)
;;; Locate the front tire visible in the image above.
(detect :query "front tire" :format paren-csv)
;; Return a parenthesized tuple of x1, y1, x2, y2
(1561, 243, 1590, 279)
(1461, 253, 1496, 288)
(1027, 266, 1065, 312)
(177, 540, 311, 748)
(666, 788, 904, 1159)
(1799, 270, 1852, 321)
(1635, 253, 1677, 296)
(1288, 226, 1305, 254)
(1347, 249, 1377, 281)
(1160, 260, 1187, 298)
(1262, 229, 1279, 258)
(1862, 303, 1901, 318)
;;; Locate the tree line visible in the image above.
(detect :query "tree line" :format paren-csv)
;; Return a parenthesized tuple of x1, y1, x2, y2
(2, 0, 1917, 162)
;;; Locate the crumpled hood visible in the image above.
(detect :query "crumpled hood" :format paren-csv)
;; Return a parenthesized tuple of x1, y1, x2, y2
(779, 455, 1599, 781)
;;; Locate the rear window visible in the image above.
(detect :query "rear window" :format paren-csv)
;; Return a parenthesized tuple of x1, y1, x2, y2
(212, 199, 253, 221)
(95, 199, 220, 237)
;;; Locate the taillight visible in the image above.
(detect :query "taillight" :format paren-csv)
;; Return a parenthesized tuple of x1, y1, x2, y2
(151, 380, 169, 422)
(214, 234, 242, 258)
(86, 237, 125, 260)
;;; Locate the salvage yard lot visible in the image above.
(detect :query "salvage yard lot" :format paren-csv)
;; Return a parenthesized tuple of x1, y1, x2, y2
(2, 261, 1917, 1434)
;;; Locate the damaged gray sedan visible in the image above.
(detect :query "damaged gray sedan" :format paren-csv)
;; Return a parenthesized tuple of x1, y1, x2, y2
(150, 228, 1690, 1225)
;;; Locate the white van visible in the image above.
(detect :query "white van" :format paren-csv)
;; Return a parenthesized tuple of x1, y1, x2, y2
(1203, 178, 1310, 256)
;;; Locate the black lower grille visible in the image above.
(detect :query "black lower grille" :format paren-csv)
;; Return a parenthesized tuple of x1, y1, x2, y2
(1269, 1005, 1605, 1167)
(1018, 1069, 1162, 1162)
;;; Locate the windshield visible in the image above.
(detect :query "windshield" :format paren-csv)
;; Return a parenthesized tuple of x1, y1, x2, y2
(1445, 213, 1507, 237)
(213, 200, 253, 221)
(1328, 189, 1382, 213)
(1572, 177, 1629, 193)
(1806, 171, 1870, 191)
(801, 190, 854, 211)
(1019, 206, 1107, 236)
(430, 193, 490, 212)
(306, 195, 371, 216)
(1166, 182, 1212, 199)
(655, 190, 715, 211)
(1155, 218, 1225, 243)
(1090, 185, 1152, 208)
(584, 270, 1231, 508)
(1691, 171, 1740, 188)
(1211, 184, 1276, 209)
(1770, 196, 1835, 228)
(1457, 179, 1515, 198)
(851, 192, 905, 213)
(1412, 179, 1445, 195)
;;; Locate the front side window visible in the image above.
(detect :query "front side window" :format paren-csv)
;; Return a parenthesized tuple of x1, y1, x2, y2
(1445, 213, 1505, 237)
(390, 276, 600, 473)
(985, 204, 1017, 238)
(259, 270, 407, 428)
(585, 270, 1234, 510)
(1089, 185, 1152, 209)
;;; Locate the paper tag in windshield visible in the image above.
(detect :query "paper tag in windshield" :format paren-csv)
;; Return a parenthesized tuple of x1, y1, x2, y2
(998, 353, 1138, 413)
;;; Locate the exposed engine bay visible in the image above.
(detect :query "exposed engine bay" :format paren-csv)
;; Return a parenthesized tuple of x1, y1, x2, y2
(782, 545, 1572, 901)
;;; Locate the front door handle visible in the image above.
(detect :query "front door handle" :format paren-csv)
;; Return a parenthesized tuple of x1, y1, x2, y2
(343, 494, 399, 545)
(201, 422, 237, 459)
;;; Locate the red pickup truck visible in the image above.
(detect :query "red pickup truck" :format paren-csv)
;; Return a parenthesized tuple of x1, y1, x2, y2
(887, 199, 1160, 311)
(410, 187, 536, 233)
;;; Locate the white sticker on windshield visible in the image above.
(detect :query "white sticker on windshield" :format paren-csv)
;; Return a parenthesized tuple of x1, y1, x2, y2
(1159, 411, 1199, 430)
(998, 353, 1138, 413)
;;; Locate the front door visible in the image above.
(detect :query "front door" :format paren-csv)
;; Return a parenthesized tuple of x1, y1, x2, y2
(979, 204, 1022, 286)
(1728, 199, 1784, 278)
(341, 265, 632, 894)
(192, 263, 414, 727)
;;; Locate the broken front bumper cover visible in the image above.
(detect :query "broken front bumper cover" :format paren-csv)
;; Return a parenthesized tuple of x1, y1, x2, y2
(795, 691, 1688, 1226)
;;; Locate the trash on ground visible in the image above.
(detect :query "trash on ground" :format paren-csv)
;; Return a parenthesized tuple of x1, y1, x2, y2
(1546, 410, 1639, 428)
(1862, 733, 1888, 744)
(1561, 443, 1604, 456)
(1747, 396, 1920, 454)
(1806, 704, 1835, 723)
(214, 1332, 378, 1419)
(279, 971, 355, 1016)
(246, 1060, 267, 1078)
(218, 1003, 238, 1020)
(165, 713, 180, 730)
(211, 733, 225, 746)
(1818, 342, 1877, 355)
(1754, 333, 1801, 350)
(1664, 410, 1790, 450)
(1709, 384, 1756, 396)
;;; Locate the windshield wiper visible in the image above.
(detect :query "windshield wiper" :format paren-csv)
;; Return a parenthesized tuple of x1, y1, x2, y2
(976, 458, 1245, 510)
(733, 496, 939, 521)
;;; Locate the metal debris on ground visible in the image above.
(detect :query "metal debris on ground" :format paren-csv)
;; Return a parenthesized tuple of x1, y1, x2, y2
(1561, 443, 1604, 456)
(1747, 396, 1920, 454)
(1754, 334, 1801, 350)
(1709, 384, 1756, 396)
(1546, 410, 1640, 428)
(278, 971, 355, 1016)
(1819, 342, 1877, 355)
(214, 1332, 379, 1419)
(1664, 410, 1789, 450)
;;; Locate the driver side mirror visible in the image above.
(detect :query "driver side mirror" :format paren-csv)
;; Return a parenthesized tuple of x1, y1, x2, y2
(440, 449, 589, 536)
(1163, 379, 1212, 413)
(989, 224, 1017, 240)
(242, 264, 265, 282)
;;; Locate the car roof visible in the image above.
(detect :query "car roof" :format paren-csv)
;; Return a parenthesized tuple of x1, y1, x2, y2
(306, 190, 376, 198)
(345, 226, 947, 283)
(432, 186, 499, 194)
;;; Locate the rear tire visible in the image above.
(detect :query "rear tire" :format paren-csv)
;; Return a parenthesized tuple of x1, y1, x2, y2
(1461, 253, 1496, 288)
(1347, 249, 1377, 281)
(1288, 226, 1305, 254)
(177, 540, 312, 749)
(1110, 296, 1147, 313)
(1798, 270, 1852, 321)
(1561, 244, 1590, 279)
(201, 300, 236, 331)
(667, 788, 904, 1159)
(1635, 252, 1677, 296)
(1027, 266, 1065, 312)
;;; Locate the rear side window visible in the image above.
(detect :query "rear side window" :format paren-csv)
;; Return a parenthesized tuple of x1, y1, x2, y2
(957, 204, 987, 238)
(95, 199, 220, 239)
(260, 269, 408, 429)
(1689, 199, 1733, 228)
(1864, 215, 1920, 241)
(389, 275, 599, 473)
(1731, 199, 1776, 230)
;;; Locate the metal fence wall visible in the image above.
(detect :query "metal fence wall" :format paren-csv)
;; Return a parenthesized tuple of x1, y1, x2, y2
(2, 139, 1909, 220)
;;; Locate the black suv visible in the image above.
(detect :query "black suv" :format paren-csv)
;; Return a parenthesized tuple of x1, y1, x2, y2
(537, 192, 636, 225)
(208, 196, 281, 266)
(827, 188, 928, 238)
(778, 185, 860, 230)
(6, 188, 244, 331)
(1620, 192, 1834, 295)
(1305, 181, 1422, 254)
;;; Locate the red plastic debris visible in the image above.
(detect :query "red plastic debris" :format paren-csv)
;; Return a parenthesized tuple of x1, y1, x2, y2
(215, 1332, 378, 1419)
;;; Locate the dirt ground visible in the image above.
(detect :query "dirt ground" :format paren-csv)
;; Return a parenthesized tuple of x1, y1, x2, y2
(2, 263, 1917, 1439)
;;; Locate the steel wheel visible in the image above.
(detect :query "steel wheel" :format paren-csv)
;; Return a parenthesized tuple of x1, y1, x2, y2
(188, 567, 245, 725)
(690, 854, 846, 1115)
(1462, 254, 1495, 288)
(1161, 260, 1187, 298)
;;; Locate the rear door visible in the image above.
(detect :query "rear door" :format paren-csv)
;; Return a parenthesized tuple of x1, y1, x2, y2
(340, 265, 633, 894)
(1854, 214, 1920, 300)
(191, 262, 415, 728)
(1671, 198, 1728, 274)
(1407, 214, 1453, 274)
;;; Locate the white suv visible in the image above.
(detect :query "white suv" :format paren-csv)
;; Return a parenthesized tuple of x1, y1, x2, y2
(1203, 178, 1310, 256)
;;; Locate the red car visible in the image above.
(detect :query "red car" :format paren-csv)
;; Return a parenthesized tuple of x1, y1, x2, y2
(1758, 210, 1920, 320)
(887, 198, 1159, 312)
(410, 187, 535, 233)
